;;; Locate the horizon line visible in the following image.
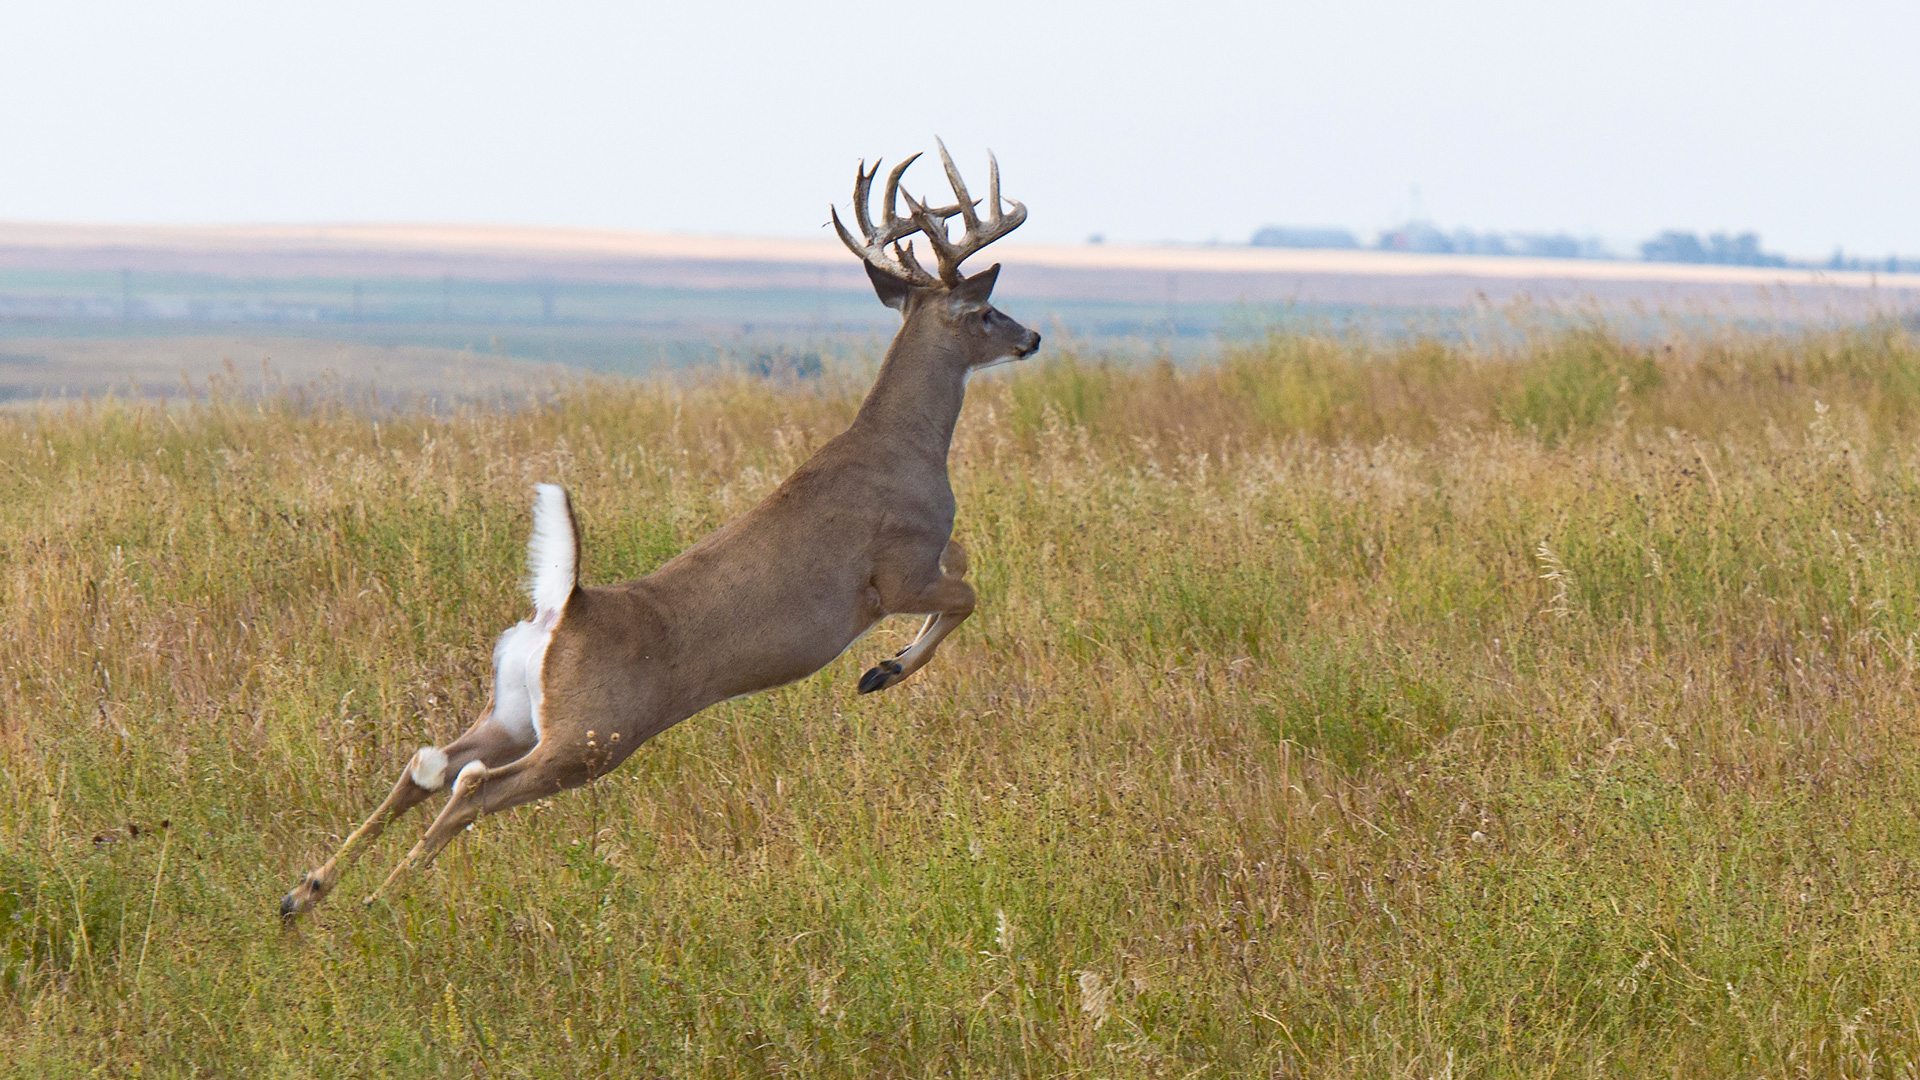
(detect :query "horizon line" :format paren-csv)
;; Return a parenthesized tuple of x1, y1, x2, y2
(2, 220, 1917, 294)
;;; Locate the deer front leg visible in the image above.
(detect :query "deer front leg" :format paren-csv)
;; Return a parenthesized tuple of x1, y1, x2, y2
(859, 540, 975, 695)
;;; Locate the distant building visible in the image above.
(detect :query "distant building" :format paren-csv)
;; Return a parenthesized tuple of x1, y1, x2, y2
(1513, 233, 1586, 259)
(1375, 220, 1453, 254)
(1452, 230, 1509, 256)
(1250, 226, 1360, 250)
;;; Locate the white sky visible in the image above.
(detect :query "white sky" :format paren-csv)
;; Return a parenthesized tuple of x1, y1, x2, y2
(0, 1, 1913, 258)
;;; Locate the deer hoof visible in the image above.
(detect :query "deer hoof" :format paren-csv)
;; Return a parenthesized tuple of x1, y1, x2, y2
(280, 872, 327, 921)
(858, 660, 904, 694)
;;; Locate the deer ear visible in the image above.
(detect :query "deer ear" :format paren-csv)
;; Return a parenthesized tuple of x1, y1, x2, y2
(866, 263, 913, 311)
(950, 263, 1000, 305)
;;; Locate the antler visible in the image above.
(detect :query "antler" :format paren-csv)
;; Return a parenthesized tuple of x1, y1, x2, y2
(908, 138, 1027, 286)
(832, 141, 1027, 289)
(831, 155, 940, 287)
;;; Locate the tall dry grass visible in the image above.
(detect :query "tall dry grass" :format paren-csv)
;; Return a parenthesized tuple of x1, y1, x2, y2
(5, 321, 1920, 1076)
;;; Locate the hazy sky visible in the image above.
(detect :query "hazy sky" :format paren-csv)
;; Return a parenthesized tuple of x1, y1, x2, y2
(2, 1, 1913, 257)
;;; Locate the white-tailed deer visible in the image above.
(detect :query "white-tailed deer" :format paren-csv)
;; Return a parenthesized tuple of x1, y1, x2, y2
(281, 141, 1040, 918)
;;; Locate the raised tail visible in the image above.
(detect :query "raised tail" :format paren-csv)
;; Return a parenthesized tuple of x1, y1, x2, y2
(526, 484, 579, 626)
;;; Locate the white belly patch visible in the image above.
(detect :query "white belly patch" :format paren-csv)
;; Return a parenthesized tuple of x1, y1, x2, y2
(491, 619, 553, 743)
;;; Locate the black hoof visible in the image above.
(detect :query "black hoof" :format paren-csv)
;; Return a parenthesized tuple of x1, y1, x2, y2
(858, 660, 903, 694)
(281, 873, 323, 921)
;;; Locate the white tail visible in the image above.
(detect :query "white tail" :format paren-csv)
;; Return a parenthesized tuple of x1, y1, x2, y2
(526, 483, 577, 627)
(282, 146, 1042, 920)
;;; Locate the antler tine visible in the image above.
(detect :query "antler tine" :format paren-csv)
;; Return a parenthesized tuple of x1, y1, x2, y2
(934, 137, 979, 232)
(911, 140, 1028, 284)
(834, 155, 937, 287)
(879, 155, 920, 240)
(892, 240, 933, 282)
(995, 193, 1028, 234)
(830, 205, 870, 263)
(902, 189, 967, 283)
(851, 160, 878, 240)
(835, 146, 1024, 288)
(985, 149, 1026, 231)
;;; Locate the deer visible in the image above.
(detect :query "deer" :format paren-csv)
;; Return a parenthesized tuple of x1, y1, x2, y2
(280, 141, 1040, 919)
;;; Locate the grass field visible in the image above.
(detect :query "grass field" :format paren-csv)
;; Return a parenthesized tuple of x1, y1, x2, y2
(7, 320, 1920, 1076)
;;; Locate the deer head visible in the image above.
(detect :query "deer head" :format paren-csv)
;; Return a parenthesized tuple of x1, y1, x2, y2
(832, 139, 1041, 368)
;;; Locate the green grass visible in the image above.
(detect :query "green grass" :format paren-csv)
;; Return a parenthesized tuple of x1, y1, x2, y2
(6, 322, 1920, 1076)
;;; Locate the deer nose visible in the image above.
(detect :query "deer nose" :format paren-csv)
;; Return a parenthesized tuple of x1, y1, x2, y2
(1021, 331, 1042, 356)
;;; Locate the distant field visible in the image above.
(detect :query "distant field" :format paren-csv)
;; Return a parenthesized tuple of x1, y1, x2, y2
(9, 221, 1918, 357)
(0, 264, 1412, 363)
(0, 335, 575, 405)
(8, 322, 1920, 1075)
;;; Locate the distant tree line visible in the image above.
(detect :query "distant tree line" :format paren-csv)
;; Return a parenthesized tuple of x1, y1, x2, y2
(1248, 221, 1915, 272)
(1825, 249, 1920, 274)
(1639, 231, 1784, 266)
(1252, 221, 1605, 259)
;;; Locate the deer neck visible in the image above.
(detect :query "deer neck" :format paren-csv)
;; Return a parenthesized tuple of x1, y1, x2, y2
(850, 324, 969, 461)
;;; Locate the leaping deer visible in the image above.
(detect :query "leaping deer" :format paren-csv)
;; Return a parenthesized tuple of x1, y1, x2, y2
(281, 142, 1039, 919)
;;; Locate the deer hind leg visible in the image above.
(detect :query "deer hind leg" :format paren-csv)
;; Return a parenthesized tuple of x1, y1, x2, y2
(279, 710, 537, 920)
(280, 620, 552, 918)
(364, 734, 588, 906)
(860, 540, 976, 695)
